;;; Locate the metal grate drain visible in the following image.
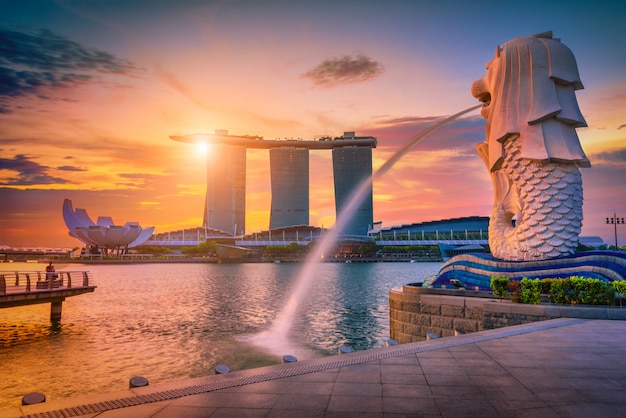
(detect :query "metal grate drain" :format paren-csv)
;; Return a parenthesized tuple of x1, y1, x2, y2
(24, 318, 583, 418)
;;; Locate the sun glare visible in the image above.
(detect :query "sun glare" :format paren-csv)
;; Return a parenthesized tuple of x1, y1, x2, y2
(196, 142, 210, 154)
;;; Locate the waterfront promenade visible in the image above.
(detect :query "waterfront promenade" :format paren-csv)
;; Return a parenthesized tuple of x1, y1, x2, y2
(5, 318, 626, 417)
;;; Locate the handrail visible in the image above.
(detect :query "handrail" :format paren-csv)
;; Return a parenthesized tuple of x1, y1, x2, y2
(0, 270, 94, 294)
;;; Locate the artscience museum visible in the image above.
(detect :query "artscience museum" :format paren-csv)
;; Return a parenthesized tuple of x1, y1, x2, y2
(62, 199, 154, 255)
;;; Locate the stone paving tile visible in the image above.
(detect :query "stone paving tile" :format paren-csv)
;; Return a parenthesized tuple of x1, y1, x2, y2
(335, 370, 381, 383)
(417, 356, 460, 367)
(380, 354, 419, 365)
(209, 408, 271, 417)
(176, 391, 279, 409)
(270, 393, 330, 411)
(467, 374, 528, 389)
(381, 371, 428, 385)
(584, 389, 626, 404)
(486, 399, 550, 413)
(280, 369, 339, 382)
(424, 372, 474, 387)
(267, 408, 326, 418)
(485, 387, 540, 402)
(95, 402, 171, 417)
(382, 396, 440, 415)
(379, 363, 423, 375)
(456, 357, 503, 368)
(531, 388, 596, 405)
(429, 385, 489, 401)
(332, 382, 382, 397)
(435, 397, 499, 417)
(381, 383, 433, 398)
(324, 412, 383, 418)
(327, 395, 382, 413)
(227, 380, 335, 395)
(568, 376, 626, 392)
(344, 362, 381, 372)
(420, 364, 467, 376)
(151, 404, 217, 418)
(551, 403, 626, 418)
(462, 365, 510, 377)
(10, 319, 626, 418)
(489, 405, 561, 418)
(509, 372, 578, 391)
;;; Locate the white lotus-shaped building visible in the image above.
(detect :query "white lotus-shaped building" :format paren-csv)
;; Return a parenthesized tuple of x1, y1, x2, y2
(63, 199, 154, 253)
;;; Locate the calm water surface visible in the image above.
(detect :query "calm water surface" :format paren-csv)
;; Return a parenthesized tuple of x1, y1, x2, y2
(0, 261, 440, 409)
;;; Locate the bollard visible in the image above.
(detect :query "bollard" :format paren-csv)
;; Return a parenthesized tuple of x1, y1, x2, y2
(129, 376, 149, 388)
(338, 345, 352, 355)
(385, 339, 398, 347)
(22, 392, 46, 405)
(282, 355, 297, 364)
(215, 365, 230, 374)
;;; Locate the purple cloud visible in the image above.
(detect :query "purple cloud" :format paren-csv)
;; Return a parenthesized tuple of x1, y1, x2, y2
(0, 27, 140, 112)
(0, 154, 69, 185)
(302, 54, 384, 88)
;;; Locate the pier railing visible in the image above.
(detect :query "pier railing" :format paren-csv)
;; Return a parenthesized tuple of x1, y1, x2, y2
(0, 270, 94, 295)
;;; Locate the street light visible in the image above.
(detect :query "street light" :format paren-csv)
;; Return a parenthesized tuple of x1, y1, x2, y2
(606, 213, 625, 249)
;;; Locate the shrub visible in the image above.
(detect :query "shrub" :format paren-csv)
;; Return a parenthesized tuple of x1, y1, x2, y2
(490, 277, 510, 301)
(612, 281, 626, 307)
(539, 278, 552, 295)
(508, 280, 521, 303)
(491, 275, 617, 306)
(549, 278, 573, 305)
(520, 278, 541, 304)
(570, 277, 614, 306)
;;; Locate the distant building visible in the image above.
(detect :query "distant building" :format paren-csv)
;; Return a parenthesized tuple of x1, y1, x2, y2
(579, 236, 606, 248)
(62, 199, 154, 255)
(204, 143, 246, 236)
(171, 130, 377, 236)
(332, 140, 374, 236)
(372, 216, 490, 241)
(269, 147, 309, 229)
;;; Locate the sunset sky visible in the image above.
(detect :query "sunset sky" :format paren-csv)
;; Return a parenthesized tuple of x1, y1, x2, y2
(1, 0, 625, 248)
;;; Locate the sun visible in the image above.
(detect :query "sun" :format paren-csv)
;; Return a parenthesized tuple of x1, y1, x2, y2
(196, 142, 211, 154)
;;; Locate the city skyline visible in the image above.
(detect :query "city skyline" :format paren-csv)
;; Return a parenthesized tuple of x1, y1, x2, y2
(1, 1, 625, 247)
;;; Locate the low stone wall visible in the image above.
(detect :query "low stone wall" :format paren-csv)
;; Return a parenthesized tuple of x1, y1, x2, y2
(389, 285, 626, 343)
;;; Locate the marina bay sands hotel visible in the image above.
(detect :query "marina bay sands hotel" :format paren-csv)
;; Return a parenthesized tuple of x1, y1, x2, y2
(170, 130, 377, 237)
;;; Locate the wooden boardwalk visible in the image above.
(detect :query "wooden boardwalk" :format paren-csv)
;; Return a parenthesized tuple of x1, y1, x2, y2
(0, 270, 96, 321)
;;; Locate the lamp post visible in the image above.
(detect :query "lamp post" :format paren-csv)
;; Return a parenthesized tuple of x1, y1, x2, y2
(606, 213, 625, 249)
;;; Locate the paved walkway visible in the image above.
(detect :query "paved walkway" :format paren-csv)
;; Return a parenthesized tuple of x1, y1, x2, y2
(6, 318, 626, 418)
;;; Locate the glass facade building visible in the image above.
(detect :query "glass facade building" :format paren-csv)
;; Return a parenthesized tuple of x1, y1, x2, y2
(332, 145, 374, 236)
(269, 147, 309, 229)
(204, 144, 246, 236)
(171, 130, 376, 237)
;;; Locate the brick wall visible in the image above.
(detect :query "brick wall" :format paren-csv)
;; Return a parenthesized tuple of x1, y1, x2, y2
(389, 285, 626, 343)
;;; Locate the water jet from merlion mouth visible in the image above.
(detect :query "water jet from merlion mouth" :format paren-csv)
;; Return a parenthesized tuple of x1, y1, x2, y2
(248, 104, 482, 358)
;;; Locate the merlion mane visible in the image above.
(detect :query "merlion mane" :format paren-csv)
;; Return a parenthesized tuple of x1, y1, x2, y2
(471, 31, 589, 261)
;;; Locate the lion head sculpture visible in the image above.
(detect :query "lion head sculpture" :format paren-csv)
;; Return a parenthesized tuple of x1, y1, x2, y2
(471, 31, 590, 172)
(471, 32, 590, 261)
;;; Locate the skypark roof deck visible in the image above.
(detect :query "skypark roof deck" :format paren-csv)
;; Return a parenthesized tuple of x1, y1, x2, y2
(170, 131, 377, 149)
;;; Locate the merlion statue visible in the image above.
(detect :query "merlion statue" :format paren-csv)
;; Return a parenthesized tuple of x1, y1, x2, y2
(471, 31, 590, 261)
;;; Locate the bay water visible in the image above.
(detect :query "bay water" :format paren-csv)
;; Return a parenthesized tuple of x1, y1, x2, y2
(0, 261, 440, 409)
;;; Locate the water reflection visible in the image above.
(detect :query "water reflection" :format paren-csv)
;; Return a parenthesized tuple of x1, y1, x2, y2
(0, 261, 441, 409)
